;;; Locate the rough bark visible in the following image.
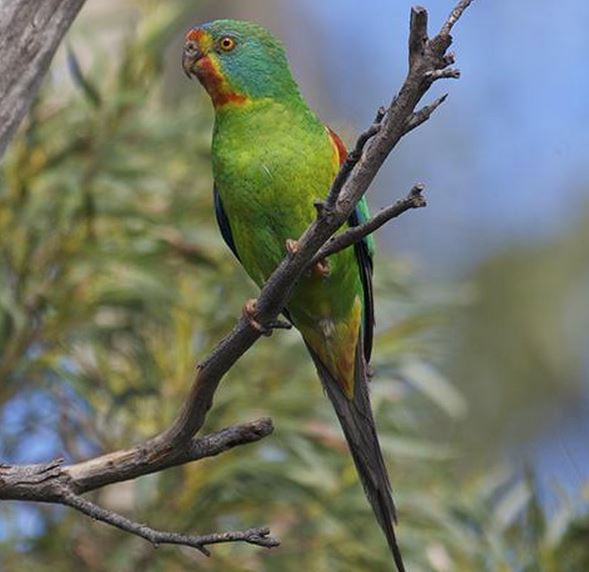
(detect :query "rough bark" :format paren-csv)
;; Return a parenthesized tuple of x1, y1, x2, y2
(0, 0, 86, 159)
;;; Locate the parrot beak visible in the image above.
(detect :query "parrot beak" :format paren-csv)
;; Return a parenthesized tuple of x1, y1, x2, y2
(182, 42, 203, 79)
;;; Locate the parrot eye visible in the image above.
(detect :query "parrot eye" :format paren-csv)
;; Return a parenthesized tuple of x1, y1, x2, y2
(218, 36, 237, 52)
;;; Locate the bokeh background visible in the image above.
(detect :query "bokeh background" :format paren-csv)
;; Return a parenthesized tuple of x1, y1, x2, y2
(1, 1, 588, 570)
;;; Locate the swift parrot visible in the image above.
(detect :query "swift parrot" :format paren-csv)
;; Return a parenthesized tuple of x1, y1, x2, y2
(183, 20, 405, 571)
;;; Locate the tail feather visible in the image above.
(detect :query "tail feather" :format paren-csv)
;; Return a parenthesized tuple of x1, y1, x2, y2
(306, 340, 406, 572)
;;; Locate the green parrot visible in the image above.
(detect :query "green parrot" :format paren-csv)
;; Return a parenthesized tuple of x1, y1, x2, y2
(183, 20, 405, 571)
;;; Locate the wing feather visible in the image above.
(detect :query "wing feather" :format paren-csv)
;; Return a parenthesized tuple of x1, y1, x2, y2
(327, 127, 375, 362)
(213, 184, 241, 262)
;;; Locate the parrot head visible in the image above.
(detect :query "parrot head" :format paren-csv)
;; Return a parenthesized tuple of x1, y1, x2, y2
(182, 20, 299, 108)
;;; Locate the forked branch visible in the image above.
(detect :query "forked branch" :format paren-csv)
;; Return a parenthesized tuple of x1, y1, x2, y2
(314, 185, 427, 264)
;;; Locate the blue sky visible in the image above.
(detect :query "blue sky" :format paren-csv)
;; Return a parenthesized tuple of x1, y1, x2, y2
(297, 0, 589, 273)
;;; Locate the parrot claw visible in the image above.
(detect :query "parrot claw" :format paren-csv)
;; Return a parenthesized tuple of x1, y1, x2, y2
(243, 299, 267, 334)
(314, 258, 331, 278)
(286, 239, 299, 256)
(243, 299, 292, 336)
(286, 238, 330, 277)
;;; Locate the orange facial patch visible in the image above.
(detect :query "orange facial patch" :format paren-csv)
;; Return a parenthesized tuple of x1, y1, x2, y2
(185, 28, 248, 109)
(195, 54, 249, 108)
(186, 28, 213, 53)
(185, 29, 199, 42)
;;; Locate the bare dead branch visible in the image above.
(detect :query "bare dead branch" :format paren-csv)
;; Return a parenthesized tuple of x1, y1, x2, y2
(313, 185, 427, 263)
(0, 419, 276, 553)
(324, 106, 387, 209)
(61, 492, 208, 556)
(0, 418, 273, 499)
(441, 0, 475, 36)
(425, 68, 461, 80)
(409, 6, 429, 67)
(404, 94, 449, 134)
(0, 0, 87, 159)
(61, 493, 279, 557)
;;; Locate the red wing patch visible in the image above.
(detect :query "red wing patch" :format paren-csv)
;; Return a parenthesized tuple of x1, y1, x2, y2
(327, 127, 348, 167)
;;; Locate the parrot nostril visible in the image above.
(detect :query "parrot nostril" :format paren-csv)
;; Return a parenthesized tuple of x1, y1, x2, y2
(182, 40, 204, 78)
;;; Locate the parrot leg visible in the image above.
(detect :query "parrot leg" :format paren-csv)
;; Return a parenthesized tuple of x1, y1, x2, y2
(243, 299, 292, 336)
(286, 239, 331, 278)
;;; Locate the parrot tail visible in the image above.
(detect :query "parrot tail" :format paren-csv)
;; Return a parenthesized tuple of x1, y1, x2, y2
(305, 340, 406, 572)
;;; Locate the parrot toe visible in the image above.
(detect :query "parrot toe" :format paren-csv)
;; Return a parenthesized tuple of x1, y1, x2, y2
(313, 258, 331, 278)
(243, 298, 267, 334)
(285, 238, 299, 256)
(242, 299, 292, 336)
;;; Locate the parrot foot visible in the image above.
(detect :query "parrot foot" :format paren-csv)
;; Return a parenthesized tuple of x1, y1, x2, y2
(286, 238, 330, 278)
(243, 299, 292, 336)
(243, 299, 267, 334)
(313, 258, 331, 278)
(286, 239, 299, 256)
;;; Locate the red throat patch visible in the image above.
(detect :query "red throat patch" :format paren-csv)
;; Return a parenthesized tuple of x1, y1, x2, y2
(195, 55, 249, 108)
(185, 28, 248, 109)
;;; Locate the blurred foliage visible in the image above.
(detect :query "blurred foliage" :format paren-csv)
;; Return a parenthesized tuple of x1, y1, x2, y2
(447, 214, 589, 460)
(0, 2, 588, 571)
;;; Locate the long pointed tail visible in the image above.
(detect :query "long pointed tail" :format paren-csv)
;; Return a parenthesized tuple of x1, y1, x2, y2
(306, 341, 406, 572)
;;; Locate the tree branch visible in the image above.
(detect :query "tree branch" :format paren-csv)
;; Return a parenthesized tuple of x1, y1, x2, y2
(0, 0, 475, 558)
(313, 185, 427, 263)
(0, 419, 276, 553)
(0, 418, 273, 499)
(441, 0, 475, 36)
(61, 493, 279, 557)
(323, 106, 387, 210)
(404, 94, 449, 134)
(0, 0, 87, 159)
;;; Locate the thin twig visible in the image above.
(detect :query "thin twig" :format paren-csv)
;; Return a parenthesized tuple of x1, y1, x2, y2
(425, 68, 461, 80)
(404, 94, 448, 134)
(61, 492, 279, 557)
(313, 185, 426, 263)
(441, 0, 475, 36)
(188, 527, 280, 550)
